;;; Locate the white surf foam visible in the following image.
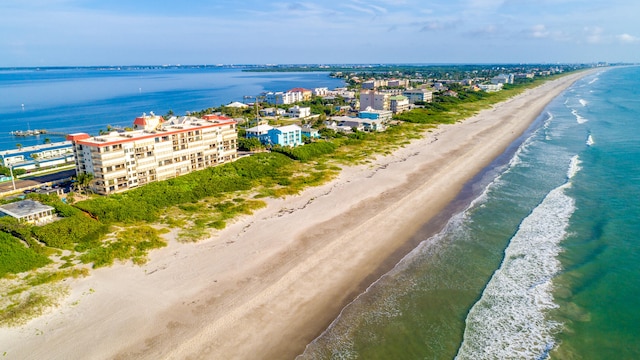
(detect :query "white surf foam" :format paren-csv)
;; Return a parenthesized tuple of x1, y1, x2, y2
(586, 134, 594, 146)
(588, 77, 599, 85)
(567, 155, 581, 179)
(579, 99, 588, 107)
(571, 109, 588, 124)
(456, 158, 580, 360)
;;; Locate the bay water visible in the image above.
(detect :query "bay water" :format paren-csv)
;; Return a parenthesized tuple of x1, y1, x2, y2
(0, 67, 343, 151)
(299, 66, 640, 359)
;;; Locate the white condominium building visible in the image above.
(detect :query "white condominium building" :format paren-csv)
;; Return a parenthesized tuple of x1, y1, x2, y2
(403, 89, 434, 104)
(67, 114, 238, 195)
(359, 90, 390, 111)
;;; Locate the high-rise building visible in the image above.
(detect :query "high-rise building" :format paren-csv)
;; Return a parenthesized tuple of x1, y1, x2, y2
(67, 114, 238, 194)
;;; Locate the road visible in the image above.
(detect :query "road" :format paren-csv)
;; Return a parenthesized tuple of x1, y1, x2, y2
(0, 169, 75, 194)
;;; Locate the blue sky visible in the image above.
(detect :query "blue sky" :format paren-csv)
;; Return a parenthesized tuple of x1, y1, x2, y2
(2, 0, 639, 66)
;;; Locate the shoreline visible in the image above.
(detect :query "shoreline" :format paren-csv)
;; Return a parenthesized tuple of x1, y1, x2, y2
(0, 71, 593, 360)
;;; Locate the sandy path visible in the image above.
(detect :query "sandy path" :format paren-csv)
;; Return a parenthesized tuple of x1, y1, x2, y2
(0, 71, 592, 360)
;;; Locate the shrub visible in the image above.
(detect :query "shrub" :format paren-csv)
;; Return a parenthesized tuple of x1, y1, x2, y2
(273, 141, 337, 161)
(0, 233, 51, 277)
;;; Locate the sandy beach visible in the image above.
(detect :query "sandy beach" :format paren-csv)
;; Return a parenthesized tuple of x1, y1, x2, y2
(0, 71, 591, 360)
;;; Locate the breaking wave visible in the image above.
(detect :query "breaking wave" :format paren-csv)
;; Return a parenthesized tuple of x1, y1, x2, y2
(571, 109, 588, 124)
(456, 157, 580, 360)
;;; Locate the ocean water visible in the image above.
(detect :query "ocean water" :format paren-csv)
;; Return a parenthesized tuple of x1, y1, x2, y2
(299, 66, 640, 359)
(0, 67, 343, 151)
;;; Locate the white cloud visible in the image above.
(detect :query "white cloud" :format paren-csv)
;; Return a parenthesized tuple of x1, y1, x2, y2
(617, 33, 639, 43)
(584, 26, 605, 44)
(419, 21, 452, 32)
(531, 24, 549, 38)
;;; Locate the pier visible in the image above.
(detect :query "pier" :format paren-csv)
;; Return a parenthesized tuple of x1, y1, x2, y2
(9, 129, 68, 137)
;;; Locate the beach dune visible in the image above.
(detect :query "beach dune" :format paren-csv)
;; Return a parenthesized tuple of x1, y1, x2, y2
(0, 72, 590, 360)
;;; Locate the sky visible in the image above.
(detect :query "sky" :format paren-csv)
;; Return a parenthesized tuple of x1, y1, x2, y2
(1, 0, 639, 67)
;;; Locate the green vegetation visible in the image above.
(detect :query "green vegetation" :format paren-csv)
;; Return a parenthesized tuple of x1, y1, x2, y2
(0, 233, 51, 277)
(74, 152, 293, 223)
(0, 166, 26, 177)
(0, 267, 88, 326)
(238, 137, 263, 151)
(273, 141, 337, 161)
(80, 226, 168, 268)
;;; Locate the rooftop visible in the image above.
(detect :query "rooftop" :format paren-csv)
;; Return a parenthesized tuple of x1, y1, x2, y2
(0, 200, 55, 219)
(68, 115, 236, 147)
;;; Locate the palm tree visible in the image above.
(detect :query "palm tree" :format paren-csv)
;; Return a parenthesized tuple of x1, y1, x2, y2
(30, 153, 40, 169)
(16, 143, 22, 150)
(76, 173, 94, 194)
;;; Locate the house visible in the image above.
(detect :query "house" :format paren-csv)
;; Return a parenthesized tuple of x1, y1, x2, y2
(301, 125, 320, 139)
(289, 88, 313, 101)
(331, 115, 386, 132)
(67, 113, 238, 195)
(359, 108, 393, 122)
(263, 91, 303, 105)
(245, 124, 274, 144)
(491, 74, 514, 85)
(225, 101, 249, 109)
(259, 107, 286, 117)
(433, 82, 447, 91)
(267, 125, 303, 147)
(0, 200, 55, 225)
(313, 87, 329, 96)
(245, 124, 303, 147)
(328, 88, 356, 100)
(287, 105, 311, 118)
(329, 116, 364, 132)
(133, 112, 164, 131)
(361, 118, 386, 132)
(478, 84, 504, 92)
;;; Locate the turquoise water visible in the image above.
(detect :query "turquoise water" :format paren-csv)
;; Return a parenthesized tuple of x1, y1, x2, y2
(0, 67, 343, 151)
(299, 67, 640, 359)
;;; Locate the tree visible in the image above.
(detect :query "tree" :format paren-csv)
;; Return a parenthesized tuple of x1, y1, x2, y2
(16, 143, 22, 150)
(238, 137, 262, 151)
(44, 138, 51, 144)
(30, 153, 40, 169)
(75, 173, 95, 194)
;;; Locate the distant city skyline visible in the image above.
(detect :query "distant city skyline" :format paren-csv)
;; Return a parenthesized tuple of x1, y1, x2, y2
(2, 0, 639, 67)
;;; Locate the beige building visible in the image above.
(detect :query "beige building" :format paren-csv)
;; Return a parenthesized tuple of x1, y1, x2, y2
(359, 90, 390, 111)
(389, 95, 410, 114)
(67, 114, 238, 195)
(403, 89, 434, 104)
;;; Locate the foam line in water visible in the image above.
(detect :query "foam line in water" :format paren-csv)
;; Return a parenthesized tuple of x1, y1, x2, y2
(579, 99, 588, 107)
(571, 109, 588, 124)
(301, 116, 565, 359)
(567, 155, 581, 179)
(586, 134, 594, 146)
(456, 158, 580, 360)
